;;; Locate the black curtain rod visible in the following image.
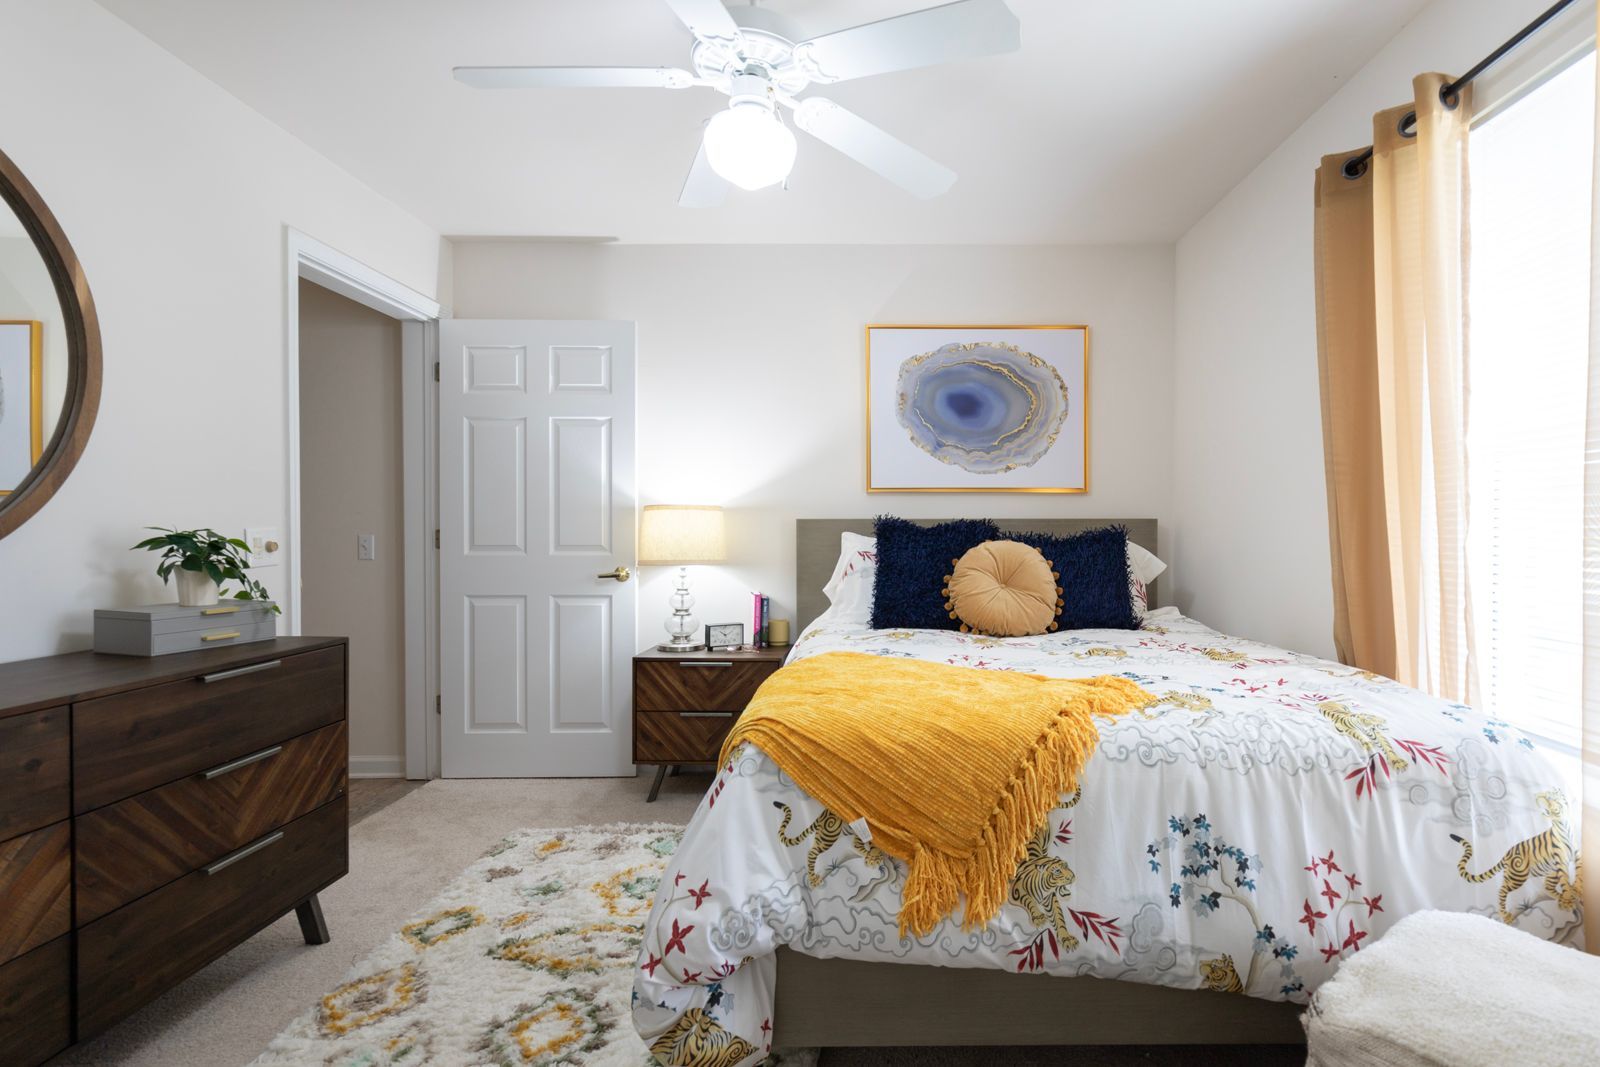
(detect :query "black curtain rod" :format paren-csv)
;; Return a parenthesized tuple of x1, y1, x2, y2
(1341, 0, 1583, 179)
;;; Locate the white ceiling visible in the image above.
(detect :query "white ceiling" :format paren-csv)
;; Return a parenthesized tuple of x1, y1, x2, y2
(95, 0, 1429, 244)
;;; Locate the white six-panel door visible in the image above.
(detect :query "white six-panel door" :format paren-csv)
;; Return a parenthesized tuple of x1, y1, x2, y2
(438, 320, 636, 777)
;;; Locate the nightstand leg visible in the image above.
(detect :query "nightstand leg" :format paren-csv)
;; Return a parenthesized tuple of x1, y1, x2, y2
(295, 894, 330, 945)
(668, 765, 680, 777)
(647, 764, 669, 802)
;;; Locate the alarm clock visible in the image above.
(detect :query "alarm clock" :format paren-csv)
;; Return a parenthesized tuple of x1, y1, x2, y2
(705, 622, 745, 651)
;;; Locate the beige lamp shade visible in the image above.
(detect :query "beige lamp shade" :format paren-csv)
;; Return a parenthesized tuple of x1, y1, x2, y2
(638, 505, 726, 565)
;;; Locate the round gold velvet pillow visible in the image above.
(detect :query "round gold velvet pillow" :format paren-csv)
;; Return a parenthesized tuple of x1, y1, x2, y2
(942, 539, 1064, 637)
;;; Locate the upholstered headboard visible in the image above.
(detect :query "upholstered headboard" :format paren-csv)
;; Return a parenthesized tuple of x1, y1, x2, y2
(796, 518, 1159, 634)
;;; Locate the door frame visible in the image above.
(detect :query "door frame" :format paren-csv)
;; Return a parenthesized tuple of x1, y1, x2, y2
(285, 227, 444, 780)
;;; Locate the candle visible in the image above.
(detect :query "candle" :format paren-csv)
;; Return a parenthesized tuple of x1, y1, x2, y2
(767, 618, 790, 646)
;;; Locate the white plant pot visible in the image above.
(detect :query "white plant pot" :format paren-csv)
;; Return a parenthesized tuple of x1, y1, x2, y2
(174, 567, 219, 607)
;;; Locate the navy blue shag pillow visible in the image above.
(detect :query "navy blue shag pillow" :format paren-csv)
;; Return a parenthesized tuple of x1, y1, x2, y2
(1017, 525, 1139, 631)
(871, 516, 999, 630)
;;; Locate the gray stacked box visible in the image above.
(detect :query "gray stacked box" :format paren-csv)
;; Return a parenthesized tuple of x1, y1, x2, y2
(93, 601, 277, 656)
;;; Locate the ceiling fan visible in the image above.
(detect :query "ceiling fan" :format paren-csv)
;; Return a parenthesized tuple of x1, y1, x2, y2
(453, 0, 1021, 206)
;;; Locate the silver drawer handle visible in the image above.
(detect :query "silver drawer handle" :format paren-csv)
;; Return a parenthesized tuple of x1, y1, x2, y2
(680, 661, 733, 668)
(203, 830, 284, 876)
(682, 711, 735, 718)
(200, 745, 283, 780)
(200, 659, 282, 684)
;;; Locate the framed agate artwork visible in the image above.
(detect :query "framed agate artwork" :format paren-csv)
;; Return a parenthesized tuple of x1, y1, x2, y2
(866, 324, 1087, 493)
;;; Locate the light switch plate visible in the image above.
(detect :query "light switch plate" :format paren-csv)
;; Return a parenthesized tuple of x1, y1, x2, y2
(357, 533, 376, 561)
(244, 527, 282, 568)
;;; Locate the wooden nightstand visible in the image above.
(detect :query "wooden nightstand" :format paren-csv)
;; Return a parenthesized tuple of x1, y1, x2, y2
(633, 645, 788, 802)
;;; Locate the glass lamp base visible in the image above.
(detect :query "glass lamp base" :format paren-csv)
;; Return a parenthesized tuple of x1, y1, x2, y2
(658, 565, 704, 652)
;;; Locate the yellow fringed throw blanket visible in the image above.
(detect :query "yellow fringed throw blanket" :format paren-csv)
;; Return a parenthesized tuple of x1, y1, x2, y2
(718, 651, 1149, 937)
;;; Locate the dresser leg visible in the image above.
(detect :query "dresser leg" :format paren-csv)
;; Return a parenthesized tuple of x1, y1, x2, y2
(647, 764, 669, 802)
(296, 894, 330, 945)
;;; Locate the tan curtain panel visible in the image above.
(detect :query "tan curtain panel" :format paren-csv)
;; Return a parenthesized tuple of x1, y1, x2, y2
(1314, 74, 1475, 702)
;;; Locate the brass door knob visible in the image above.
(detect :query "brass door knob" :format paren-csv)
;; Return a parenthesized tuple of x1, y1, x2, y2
(596, 566, 631, 582)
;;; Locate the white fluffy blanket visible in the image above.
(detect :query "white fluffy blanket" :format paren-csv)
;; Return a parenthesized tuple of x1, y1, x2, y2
(1305, 910, 1600, 1066)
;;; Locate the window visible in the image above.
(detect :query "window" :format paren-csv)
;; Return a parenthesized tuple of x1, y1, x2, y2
(1465, 50, 1596, 749)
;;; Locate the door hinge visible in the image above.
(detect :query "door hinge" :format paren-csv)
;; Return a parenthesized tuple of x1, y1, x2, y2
(433, 361, 440, 382)
(434, 529, 440, 550)
(435, 694, 441, 715)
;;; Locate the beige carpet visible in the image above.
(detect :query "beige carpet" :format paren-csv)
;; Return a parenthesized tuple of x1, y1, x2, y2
(58, 771, 1304, 1066)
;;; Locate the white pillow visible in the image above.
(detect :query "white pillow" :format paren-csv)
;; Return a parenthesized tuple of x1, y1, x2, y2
(1127, 541, 1167, 617)
(820, 532, 877, 623)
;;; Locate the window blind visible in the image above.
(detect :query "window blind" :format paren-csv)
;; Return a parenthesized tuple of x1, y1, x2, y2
(1465, 52, 1596, 747)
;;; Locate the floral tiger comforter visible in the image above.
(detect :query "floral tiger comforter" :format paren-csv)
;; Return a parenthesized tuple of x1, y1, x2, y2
(632, 608, 1581, 1066)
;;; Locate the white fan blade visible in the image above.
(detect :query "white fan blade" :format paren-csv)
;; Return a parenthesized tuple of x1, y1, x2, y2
(453, 66, 695, 89)
(793, 97, 956, 199)
(661, 0, 745, 48)
(793, 0, 1020, 84)
(679, 139, 731, 208)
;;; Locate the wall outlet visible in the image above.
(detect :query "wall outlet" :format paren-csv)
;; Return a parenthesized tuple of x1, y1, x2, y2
(244, 527, 282, 568)
(357, 533, 376, 561)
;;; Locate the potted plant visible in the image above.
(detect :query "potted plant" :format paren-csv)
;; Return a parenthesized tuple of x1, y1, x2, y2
(131, 527, 279, 611)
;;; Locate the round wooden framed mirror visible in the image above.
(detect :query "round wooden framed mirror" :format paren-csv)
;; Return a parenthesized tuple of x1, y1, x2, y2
(0, 147, 100, 539)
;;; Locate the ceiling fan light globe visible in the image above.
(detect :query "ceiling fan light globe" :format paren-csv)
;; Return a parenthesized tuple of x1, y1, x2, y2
(703, 102, 796, 192)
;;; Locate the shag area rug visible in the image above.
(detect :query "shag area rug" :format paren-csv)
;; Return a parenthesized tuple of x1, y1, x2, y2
(253, 823, 811, 1067)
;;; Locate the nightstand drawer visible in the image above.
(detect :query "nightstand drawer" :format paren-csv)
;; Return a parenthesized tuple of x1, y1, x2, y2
(634, 711, 738, 763)
(634, 658, 775, 712)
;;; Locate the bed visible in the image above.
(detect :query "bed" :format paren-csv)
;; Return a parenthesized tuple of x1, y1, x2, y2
(632, 518, 1579, 1063)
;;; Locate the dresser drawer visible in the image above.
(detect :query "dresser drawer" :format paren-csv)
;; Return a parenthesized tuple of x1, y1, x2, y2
(0, 821, 70, 968)
(76, 721, 348, 924)
(73, 645, 346, 813)
(0, 707, 68, 842)
(634, 658, 775, 712)
(78, 796, 347, 1038)
(0, 936, 69, 1067)
(634, 710, 739, 763)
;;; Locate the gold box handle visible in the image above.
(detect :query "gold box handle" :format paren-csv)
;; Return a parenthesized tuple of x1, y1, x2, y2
(201, 631, 241, 642)
(201, 606, 240, 616)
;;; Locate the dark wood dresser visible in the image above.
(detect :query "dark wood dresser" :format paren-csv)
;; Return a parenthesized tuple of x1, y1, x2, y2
(0, 636, 348, 1064)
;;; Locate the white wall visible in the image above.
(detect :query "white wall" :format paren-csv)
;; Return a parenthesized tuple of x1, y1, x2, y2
(450, 242, 1175, 650)
(0, 0, 441, 661)
(1171, 0, 1557, 658)
(298, 281, 406, 777)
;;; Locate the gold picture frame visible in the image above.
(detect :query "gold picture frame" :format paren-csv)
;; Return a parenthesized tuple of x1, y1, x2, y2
(865, 323, 1089, 493)
(0, 320, 43, 498)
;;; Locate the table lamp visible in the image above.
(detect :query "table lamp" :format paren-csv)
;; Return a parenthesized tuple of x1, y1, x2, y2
(638, 504, 726, 652)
